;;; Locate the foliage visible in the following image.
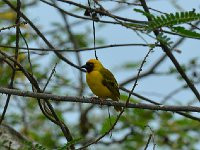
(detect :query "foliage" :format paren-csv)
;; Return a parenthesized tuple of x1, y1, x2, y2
(156, 33, 173, 47)
(147, 11, 200, 31)
(172, 26, 200, 39)
(135, 9, 200, 40)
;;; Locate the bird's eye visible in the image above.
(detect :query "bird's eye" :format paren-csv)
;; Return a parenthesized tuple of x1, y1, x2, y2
(87, 63, 94, 67)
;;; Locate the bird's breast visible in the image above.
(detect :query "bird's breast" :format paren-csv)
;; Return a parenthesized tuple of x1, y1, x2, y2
(86, 71, 112, 98)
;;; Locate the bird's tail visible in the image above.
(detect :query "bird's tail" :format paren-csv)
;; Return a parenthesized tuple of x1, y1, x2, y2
(114, 106, 122, 112)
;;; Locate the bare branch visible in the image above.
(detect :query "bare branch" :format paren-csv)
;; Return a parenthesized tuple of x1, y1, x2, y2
(0, 87, 199, 113)
(0, 43, 154, 52)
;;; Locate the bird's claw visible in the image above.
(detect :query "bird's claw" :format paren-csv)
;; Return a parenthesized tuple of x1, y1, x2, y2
(98, 98, 104, 108)
(90, 97, 104, 109)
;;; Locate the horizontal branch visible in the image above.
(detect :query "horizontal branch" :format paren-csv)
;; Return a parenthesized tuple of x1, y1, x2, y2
(0, 43, 156, 52)
(0, 87, 200, 113)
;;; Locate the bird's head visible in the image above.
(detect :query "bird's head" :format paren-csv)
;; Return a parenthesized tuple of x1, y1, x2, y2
(81, 59, 103, 73)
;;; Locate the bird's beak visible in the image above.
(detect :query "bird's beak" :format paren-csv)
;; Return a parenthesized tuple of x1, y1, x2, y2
(81, 63, 94, 73)
(81, 64, 88, 70)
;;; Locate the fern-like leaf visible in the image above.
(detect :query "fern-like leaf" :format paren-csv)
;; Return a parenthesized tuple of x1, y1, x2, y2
(134, 8, 154, 19)
(156, 33, 173, 47)
(172, 26, 200, 39)
(148, 11, 200, 31)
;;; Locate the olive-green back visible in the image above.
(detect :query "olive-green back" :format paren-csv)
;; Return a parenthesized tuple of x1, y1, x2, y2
(100, 68, 120, 100)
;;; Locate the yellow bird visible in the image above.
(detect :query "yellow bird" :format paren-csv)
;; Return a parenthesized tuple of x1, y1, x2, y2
(81, 59, 122, 111)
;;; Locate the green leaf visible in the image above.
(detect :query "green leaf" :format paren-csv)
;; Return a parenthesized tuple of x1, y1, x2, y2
(147, 10, 200, 31)
(59, 138, 82, 150)
(100, 116, 116, 134)
(123, 61, 141, 69)
(156, 33, 173, 47)
(134, 8, 154, 19)
(120, 94, 139, 103)
(172, 26, 200, 39)
(34, 143, 46, 150)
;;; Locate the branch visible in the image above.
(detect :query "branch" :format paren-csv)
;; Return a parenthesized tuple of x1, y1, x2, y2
(0, 43, 154, 52)
(0, 21, 27, 32)
(0, 87, 200, 113)
(120, 87, 200, 121)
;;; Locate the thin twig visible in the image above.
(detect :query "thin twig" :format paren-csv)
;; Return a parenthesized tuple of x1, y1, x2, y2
(0, 21, 27, 32)
(19, 30, 33, 75)
(144, 134, 152, 150)
(42, 63, 57, 92)
(0, 43, 155, 52)
(87, 0, 98, 59)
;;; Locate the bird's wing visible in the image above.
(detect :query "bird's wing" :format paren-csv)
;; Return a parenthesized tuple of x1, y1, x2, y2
(100, 68, 120, 100)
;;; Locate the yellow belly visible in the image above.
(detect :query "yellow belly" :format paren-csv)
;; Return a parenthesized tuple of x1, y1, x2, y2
(86, 71, 112, 98)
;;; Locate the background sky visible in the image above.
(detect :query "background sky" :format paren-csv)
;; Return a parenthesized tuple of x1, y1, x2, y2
(1, 0, 200, 149)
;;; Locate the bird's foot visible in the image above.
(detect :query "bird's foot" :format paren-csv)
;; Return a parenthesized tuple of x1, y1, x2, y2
(98, 97, 104, 109)
(90, 97, 104, 109)
(90, 96, 98, 102)
(91, 96, 99, 104)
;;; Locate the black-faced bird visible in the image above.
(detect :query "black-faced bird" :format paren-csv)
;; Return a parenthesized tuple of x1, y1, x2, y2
(81, 59, 122, 111)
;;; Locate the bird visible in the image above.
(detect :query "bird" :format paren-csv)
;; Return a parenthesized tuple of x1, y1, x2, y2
(81, 59, 122, 111)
